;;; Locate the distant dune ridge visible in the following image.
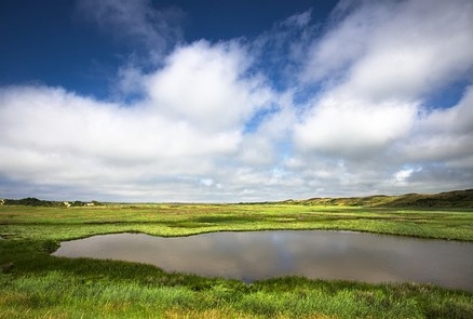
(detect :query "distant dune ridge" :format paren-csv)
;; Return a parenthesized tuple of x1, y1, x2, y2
(1, 189, 472, 209)
(289, 189, 473, 209)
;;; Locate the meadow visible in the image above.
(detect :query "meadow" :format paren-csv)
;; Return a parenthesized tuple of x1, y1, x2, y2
(0, 200, 472, 318)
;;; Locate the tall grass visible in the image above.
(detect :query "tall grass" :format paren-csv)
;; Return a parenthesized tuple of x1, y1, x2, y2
(0, 255, 471, 319)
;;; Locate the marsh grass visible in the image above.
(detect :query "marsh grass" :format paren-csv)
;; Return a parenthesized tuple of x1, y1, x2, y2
(0, 203, 472, 318)
(0, 204, 471, 241)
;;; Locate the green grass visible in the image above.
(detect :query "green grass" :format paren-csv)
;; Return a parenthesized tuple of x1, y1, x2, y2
(0, 204, 471, 241)
(0, 203, 472, 318)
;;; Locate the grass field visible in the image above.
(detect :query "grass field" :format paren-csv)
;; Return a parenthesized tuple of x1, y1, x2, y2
(0, 203, 471, 241)
(0, 201, 472, 318)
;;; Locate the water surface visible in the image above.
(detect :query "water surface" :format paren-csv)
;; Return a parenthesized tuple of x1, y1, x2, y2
(53, 231, 472, 290)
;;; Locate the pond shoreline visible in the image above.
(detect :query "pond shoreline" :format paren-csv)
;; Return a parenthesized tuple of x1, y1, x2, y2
(53, 230, 473, 291)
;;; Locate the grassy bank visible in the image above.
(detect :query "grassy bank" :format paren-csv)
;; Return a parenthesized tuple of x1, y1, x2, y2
(0, 203, 472, 318)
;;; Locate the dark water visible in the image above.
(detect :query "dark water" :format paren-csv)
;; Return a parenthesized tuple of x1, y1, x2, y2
(53, 231, 473, 290)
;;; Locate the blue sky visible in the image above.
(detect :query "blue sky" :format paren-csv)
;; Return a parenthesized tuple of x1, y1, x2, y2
(0, 0, 472, 202)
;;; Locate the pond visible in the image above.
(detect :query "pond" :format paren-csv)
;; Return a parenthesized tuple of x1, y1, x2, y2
(53, 231, 472, 290)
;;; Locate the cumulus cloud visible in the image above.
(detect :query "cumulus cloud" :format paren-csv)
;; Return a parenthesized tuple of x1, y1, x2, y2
(0, 39, 278, 201)
(0, 84, 240, 201)
(303, 0, 472, 101)
(300, 2, 386, 84)
(395, 86, 473, 165)
(295, 0, 472, 144)
(289, 0, 472, 196)
(294, 97, 418, 158)
(345, 0, 472, 102)
(0, 0, 471, 201)
(145, 40, 273, 132)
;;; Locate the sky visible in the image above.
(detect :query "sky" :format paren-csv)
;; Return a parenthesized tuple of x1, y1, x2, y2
(0, 0, 472, 202)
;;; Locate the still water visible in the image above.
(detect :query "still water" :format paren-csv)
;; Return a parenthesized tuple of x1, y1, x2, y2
(53, 231, 472, 290)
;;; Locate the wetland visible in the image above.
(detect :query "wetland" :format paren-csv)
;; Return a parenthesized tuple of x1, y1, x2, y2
(0, 196, 472, 318)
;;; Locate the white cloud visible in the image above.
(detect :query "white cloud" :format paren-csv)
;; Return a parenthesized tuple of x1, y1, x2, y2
(199, 178, 214, 187)
(309, 0, 471, 101)
(144, 40, 274, 132)
(239, 136, 275, 166)
(394, 86, 473, 165)
(0, 38, 279, 201)
(0, 85, 242, 163)
(301, 2, 387, 84)
(418, 87, 473, 136)
(0, 0, 471, 201)
(287, 0, 472, 197)
(392, 167, 421, 185)
(345, 0, 472, 102)
(294, 96, 418, 158)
